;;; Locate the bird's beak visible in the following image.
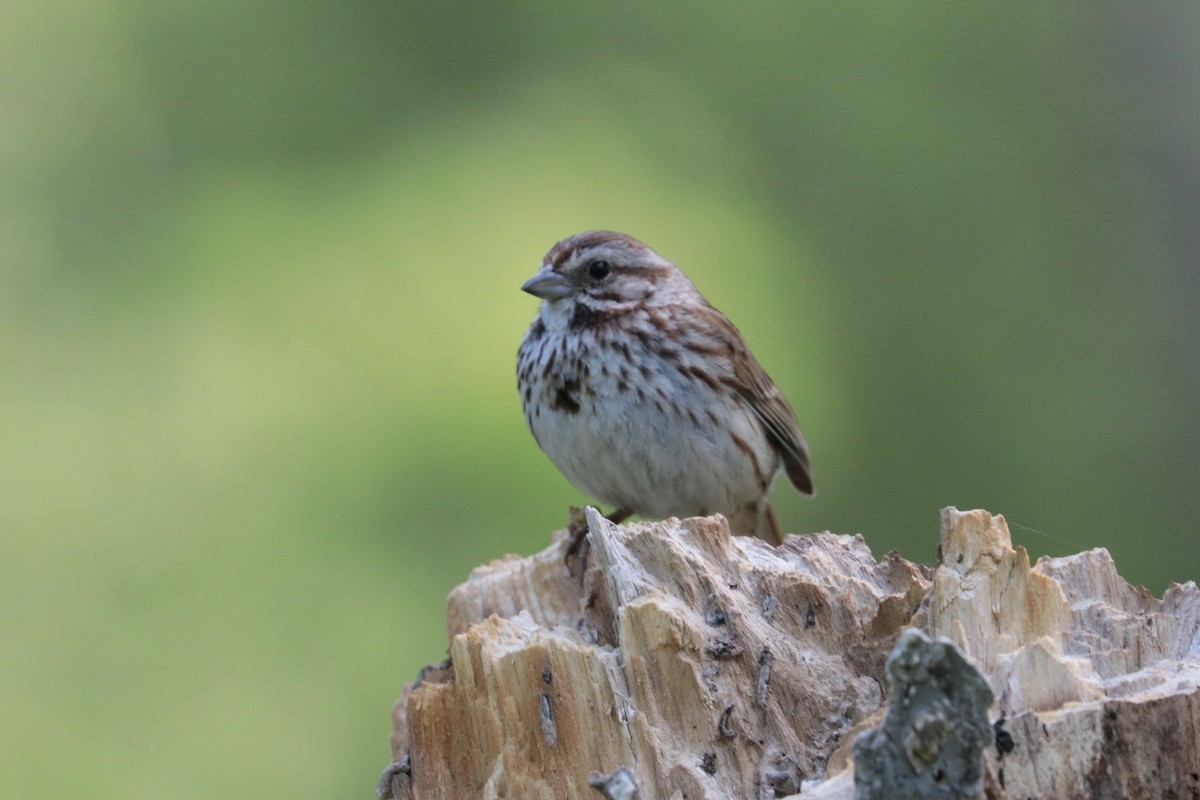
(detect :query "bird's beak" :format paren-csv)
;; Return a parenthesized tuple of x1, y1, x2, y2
(521, 268, 573, 300)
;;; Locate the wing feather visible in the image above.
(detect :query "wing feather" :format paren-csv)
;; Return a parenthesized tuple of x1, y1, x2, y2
(684, 305, 815, 495)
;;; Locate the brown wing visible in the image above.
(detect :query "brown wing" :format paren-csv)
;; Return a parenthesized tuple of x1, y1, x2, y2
(685, 304, 815, 496)
(731, 344, 814, 495)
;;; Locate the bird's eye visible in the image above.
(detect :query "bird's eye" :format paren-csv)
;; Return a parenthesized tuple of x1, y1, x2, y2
(587, 260, 612, 281)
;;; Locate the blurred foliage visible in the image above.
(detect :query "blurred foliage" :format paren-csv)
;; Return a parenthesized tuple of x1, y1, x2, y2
(2, 2, 1198, 798)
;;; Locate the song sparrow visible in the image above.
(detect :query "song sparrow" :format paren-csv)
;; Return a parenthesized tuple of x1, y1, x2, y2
(517, 230, 813, 545)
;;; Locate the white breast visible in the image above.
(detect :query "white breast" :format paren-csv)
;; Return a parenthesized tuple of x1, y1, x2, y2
(518, 305, 779, 518)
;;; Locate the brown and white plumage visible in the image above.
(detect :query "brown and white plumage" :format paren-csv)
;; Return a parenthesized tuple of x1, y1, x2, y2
(517, 230, 813, 544)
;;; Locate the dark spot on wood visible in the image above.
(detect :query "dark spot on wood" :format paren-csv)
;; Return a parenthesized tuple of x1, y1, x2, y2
(994, 718, 1015, 754)
(756, 647, 774, 706)
(705, 639, 743, 660)
(705, 600, 726, 627)
(805, 608, 816, 628)
(957, 552, 964, 564)
(761, 754, 799, 796)
(412, 657, 454, 688)
(718, 705, 736, 738)
(700, 752, 717, 776)
(542, 664, 552, 684)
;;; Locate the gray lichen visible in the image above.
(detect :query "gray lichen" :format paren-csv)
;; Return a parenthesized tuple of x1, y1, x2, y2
(853, 628, 993, 800)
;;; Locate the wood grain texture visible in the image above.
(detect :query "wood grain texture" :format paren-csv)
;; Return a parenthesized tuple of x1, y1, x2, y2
(381, 508, 1200, 800)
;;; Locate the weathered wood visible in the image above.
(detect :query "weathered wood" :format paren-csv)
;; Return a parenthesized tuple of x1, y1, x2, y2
(924, 508, 1200, 799)
(380, 507, 1200, 800)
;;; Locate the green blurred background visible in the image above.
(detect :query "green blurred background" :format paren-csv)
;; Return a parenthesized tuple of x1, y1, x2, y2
(3, 2, 1198, 797)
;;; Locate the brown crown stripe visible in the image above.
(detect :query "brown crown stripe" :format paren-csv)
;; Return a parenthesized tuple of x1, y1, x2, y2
(546, 230, 646, 267)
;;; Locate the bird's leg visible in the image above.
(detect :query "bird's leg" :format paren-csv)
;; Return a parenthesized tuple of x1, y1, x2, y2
(565, 506, 633, 576)
(605, 507, 633, 525)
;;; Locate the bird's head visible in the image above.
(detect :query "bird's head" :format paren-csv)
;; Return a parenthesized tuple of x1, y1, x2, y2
(521, 231, 697, 314)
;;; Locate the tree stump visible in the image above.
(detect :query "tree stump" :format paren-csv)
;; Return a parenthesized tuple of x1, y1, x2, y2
(380, 507, 1200, 800)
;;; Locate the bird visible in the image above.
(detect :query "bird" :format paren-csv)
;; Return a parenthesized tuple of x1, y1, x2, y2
(517, 230, 813, 545)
